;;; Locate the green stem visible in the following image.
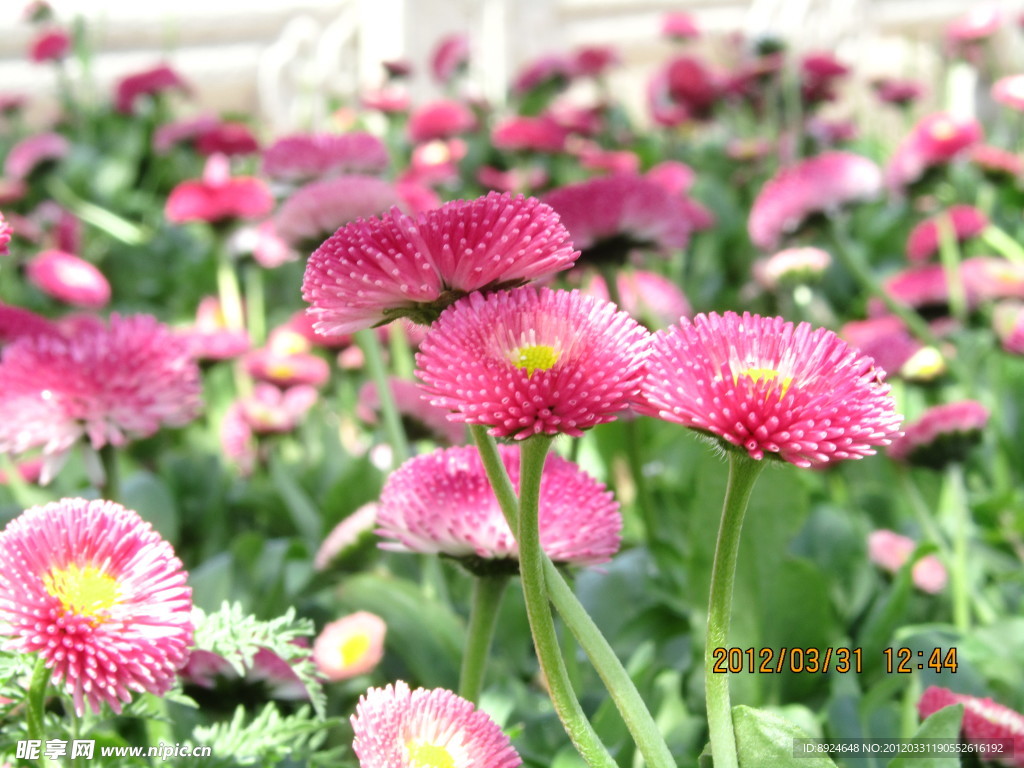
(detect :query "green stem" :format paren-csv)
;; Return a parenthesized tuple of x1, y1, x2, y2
(459, 575, 510, 703)
(244, 262, 267, 348)
(355, 329, 410, 468)
(469, 425, 519, 529)
(99, 443, 120, 503)
(936, 214, 967, 325)
(26, 655, 56, 768)
(982, 224, 1024, 265)
(216, 244, 246, 334)
(944, 462, 971, 632)
(705, 452, 765, 768)
(517, 435, 618, 768)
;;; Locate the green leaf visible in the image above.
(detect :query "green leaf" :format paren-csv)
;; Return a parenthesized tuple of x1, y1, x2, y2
(733, 705, 838, 768)
(121, 469, 179, 542)
(887, 703, 963, 768)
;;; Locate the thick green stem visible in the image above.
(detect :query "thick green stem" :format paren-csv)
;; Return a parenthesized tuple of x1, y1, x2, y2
(216, 244, 245, 333)
(469, 425, 519, 529)
(244, 262, 267, 348)
(705, 452, 765, 768)
(26, 655, 55, 767)
(982, 224, 1024, 265)
(517, 435, 617, 768)
(355, 329, 410, 468)
(944, 462, 971, 632)
(459, 575, 510, 703)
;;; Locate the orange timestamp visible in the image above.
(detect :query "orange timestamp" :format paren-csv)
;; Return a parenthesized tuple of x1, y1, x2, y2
(710, 647, 958, 675)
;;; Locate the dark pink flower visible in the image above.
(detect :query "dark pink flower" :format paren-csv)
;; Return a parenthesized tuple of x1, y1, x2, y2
(572, 45, 619, 78)
(261, 132, 389, 181)
(416, 286, 648, 439)
(25, 249, 110, 309)
(407, 99, 476, 143)
(165, 154, 273, 224)
(645, 161, 696, 195)
(28, 28, 70, 62)
(431, 33, 470, 84)
(351, 681, 521, 768)
(640, 312, 903, 467)
(748, 151, 883, 251)
(0, 498, 192, 715)
(378, 444, 621, 566)
(885, 113, 983, 190)
(274, 175, 401, 248)
(664, 55, 721, 120)
(152, 113, 219, 153)
(512, 54, 575, 95)
(918, 686, 1024, 767)
(492, 115, 569, 153)
(0, 303, 59, 344)
(871, 77, 925, 106)
(194, 121, 260, 156)
(115, 63, 189, 114)
(905, 205, 988, 263)
(4, 132, 69, 180)
(889, 400, 989, 468)
(575, 144, 640, 175)
(800, 52, 849, 104)
(303, 192, 578, 334)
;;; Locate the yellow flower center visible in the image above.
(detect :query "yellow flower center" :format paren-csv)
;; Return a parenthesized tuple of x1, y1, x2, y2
(928, 118, 956, 141)
(510, 344, 559, 377)
(268, 360, 297, 380)
(406, 740, 456, 768)
(735, 366, 793, 398)
(43, 563, 120, 622)
(339, 632, 371, 667)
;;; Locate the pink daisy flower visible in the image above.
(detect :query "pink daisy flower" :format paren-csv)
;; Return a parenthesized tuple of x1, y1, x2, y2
(0, 210, 11, 256)
(430, 33, 470, 84)
(115, 63, 189, 114)
(906, 205, 988, 263)
(166, 154, 273, 224)
(512, 54, 576, 95)
(28, 28, 71, 63)
(867, 529, 948, 593)
(871, 77, 925, 107)
(491, 115, 570, 153)
(639, 312, 903, 467)
(244, 347, 329, 389)
(0, 303, 59, 344)
(152, 113, 219, 153)
(0, 314, 202, 482)
(839, 315, 924, 380)
(274, 175, 401, 249)
(662, 55, 721, 120)
(194, 121, 259, 157)
(992, 74, 1024, 112)
(314, 502, 379, 571)
(313, 611, 386, 681)
(237, 383, 318, 434)
(4, 132, 69, 180)
(972, 144, 1024, 180)
(229, 219, 296, 270)
(573, 44, 619, 78)
(261, 132, 390, 182)
(583, 270, 692, 330)
(178, 295, 251, 361)
(0, 498, 192, 715)
(754, 246, 832, 290)
(661, 11, 700, 40)
(918, 686, 1024, 767)
(748, 151, 883, 251)
(994, 301, 1024, 355)
(888, 400, 989, 468)
(407, 100, 476, 144)
(961, 256, 1024, 302)
(646, 160, 696, 195)
(885, 113, 983, 191)
(25, 249, 111, 309)
(946, 5, 1003, 44)
(351, 681, 521, 768)
(377, 444, 621, 567)
(416, 287, 647, 439)
(302, 192, 578, 335)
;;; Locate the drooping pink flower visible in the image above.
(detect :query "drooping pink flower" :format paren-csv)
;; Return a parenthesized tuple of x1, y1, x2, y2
(378, 444, 621, 567)
(4, 132, 69, 180)
(905, 205, 988, 263)
(302, 192, 578, 335)
(867, 530, 948, 593)
(640, 312, 903, 467)
(115, 63, 189, 114)
(431, 33, 471, 84)
(194, 121, 260, 156)
(888, 400, 989, 468)
(313, 611, 386, 681)
(416, 287, 648, 439)
(407, 99, 476, 143)
(918, 686, 1024, 767)
(491, 115, 569, 153)
(28, 28, 70, 62)
(0, 498, 193, 715)
(748, 151, 882, 251)
(274, 175, 401, 248)
(351, 681, 521, 768)
(165, 154, 273, 224)
(314, 502, 378, 571)
(582, 270, 691, 329)
(0, 314, 202, 482)
(357, 377, 466, 445)
(25, 249, 111, 309)
(885, 113, 983, 190)
(261, 132, 390, 181)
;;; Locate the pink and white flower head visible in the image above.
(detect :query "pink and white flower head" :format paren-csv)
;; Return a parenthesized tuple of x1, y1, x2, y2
(748, 151, 882, 251)
(229, 219, 296, 269)
(274, 175, 401, 249)
(0, 498, 193, 715)
(377, 444, 621, 568)
(946, 5, 1003, 45)
(166, 154, 273, 224)
(754, 246, 832, 290)
(491, 115, 570, 154)
(661, 12, 700, 41)
(885, 113, 983, 191)
(840, 315, 925, 381)
(961, 257, 1024, 303)
(972, 144, 1024, 180)
(431, 33, 471, 84)
(416, 287, 649, 440)
(918, 686, 1024, 767)
(25, 249, 111, 309)
(115, 63, 189, 114)
(313, 611, 386, 681)
(28, 28, 70, 62)
(543, 174, 695, 259)
(992, 74, 1024, 112)
(357, 377, 466, 445)
(244, 347, 329, 389)
(351, 681, 521, 768)
(583, 270, 691, 330)
(314, 502, 379, 571)
(4, 132, 69, 180)
(237, 383, 318, 434)
(0, 210, 11, 256)
(888, 400, 989, 468)
(261, 132, 390, 182)
(302, 192, 578, 335)
(645, 160, 696, 196)
(407, 100, 476, 143)
(639, 312, 903, 467)
(905, 205, 988, 263)
(0, 314, 202, 483)
(867, 529, 947, 593)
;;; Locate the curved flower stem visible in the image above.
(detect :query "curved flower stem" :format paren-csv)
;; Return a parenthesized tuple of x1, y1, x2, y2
(459, 574, 510, 703)
(936, 215, 967, 326)
(469, 425, 519, 529)
(355, 329, 410, 468)
(517, 436, 617, 768)
(26, 655, 56, 767)
(705, 451, 765, 768)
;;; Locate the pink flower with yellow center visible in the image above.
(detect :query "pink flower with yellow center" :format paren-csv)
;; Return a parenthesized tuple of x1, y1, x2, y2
(416, 286, 649, 439)
(313, 611, 386, 681)
(0, 498, 193, 715)
(639, 312, 902, 467)
(918, 686, 1024, 767)
(302, 192, 578, 335)
(351, 681, 521, 768)
(377, 444, 621, 567)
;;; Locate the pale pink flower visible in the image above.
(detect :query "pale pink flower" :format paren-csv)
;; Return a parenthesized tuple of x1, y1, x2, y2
(274, 175, 401, 248)
(407, 100, 476, 143)
(351, 681, 521, 768)
(314, 502, 378, 571)
(905, 205, 988, 263)
(237, 383, 317, 434)
(357, 377, 465, 445)
(992, 74, 1024, 111)
(994, 301, 1024, 354)
(0, 210, 11, 256)
(918, 686, 1024, 767)
(867, 529, 947, 593)
(583, 270, 691, 329)
(640, 312, 903, 467)
(313, 611, 386, 681)
(302, 192, 578, 335)
(261, 132, 389, 181)
(378, 444, 620, 566)
(754, 246, 832, 289)
(178, 296, 251, 361)
(25, 249, 110, 309)
(431, 33, 470, 84)
(0, 498, 192, 715)
(888, 400, 989, 468)
(661, 12, 699, 40)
